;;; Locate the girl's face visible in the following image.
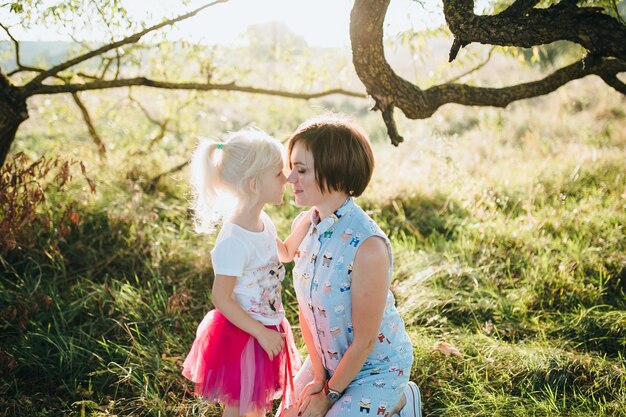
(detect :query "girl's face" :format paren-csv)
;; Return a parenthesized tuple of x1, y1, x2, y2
(257, 160, 287, 205)
(287, 142, 324, 207)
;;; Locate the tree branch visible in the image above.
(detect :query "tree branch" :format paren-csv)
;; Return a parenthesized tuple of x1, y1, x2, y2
(0, 23, 47, 76)
(351, 0, 626, 145)
(71, 92, 106, 156)
(501, 0, 541, 17)
(22, 0, 230, 96)
(443, 0, 626, 60)
(25, 78, 367, 99)
(421, 58, 626, 115)
(146, 160, 189, 192)
(128, 92, 170, 150)
(599, 74, 626, 95)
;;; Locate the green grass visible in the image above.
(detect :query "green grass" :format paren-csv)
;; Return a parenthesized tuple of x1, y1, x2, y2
(1, 74, 626, 417)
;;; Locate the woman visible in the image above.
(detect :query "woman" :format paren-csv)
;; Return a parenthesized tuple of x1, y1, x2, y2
(284, 114, 422, 417)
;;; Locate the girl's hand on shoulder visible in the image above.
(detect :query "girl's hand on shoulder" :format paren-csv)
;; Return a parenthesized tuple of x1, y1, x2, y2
(254, 327, 285, 360)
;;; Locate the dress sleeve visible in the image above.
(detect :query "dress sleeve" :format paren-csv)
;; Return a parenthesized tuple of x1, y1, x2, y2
(210, 235, 248, 277)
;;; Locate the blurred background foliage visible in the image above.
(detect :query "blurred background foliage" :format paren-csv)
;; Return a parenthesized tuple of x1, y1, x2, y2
(1, 1, 626, 416)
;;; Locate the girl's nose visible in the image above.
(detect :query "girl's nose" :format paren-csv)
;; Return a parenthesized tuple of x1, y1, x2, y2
(286, 170, 297, 184)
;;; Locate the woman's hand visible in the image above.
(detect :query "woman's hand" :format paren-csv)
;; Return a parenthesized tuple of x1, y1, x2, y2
(297, 388, 331, 417)
(298, 379, 325, 405)
(254, 327, 285, 360)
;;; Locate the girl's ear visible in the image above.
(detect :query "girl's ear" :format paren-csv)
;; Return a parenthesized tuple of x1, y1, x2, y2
(248, 177, 259, 194)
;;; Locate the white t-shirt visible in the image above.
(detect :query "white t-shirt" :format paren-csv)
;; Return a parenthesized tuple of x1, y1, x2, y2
(211, 211, 286, 325)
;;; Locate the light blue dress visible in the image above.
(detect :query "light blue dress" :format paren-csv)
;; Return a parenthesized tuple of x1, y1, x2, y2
(292, 198, 413, 416)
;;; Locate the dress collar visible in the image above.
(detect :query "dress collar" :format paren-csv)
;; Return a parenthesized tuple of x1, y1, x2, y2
(312, 197, 355, 236)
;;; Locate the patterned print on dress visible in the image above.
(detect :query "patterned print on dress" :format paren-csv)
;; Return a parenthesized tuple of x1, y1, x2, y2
(330, 326, 341, 337)
(395, 345, 410, 359)
(373, 379, 386, 389)
(376, 400, 389, 416)
(246, 262, 284, 318)
(378, 332, 391, 344)
(342, 228, 353, 244)
(334, 304, 345, 317)
(341, 395, 353, 412)
(323, 282, 332, 295)
(327, 349, 339, 360)
(322, 252, 333, 267)
(349, 232, 362, 247)
(359, 398, 372, 414)
(389, 321, 399, 333)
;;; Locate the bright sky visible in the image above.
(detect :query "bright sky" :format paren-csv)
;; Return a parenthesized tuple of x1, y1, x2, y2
(5, 0, 453, 47)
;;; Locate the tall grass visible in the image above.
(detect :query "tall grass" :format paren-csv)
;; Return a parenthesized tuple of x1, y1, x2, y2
(1, 71, 625, 417)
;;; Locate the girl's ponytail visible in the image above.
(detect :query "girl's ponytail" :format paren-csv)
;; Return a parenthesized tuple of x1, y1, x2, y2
(190, 138, 223, 233)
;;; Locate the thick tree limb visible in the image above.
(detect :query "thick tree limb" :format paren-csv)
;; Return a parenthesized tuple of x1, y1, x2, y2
(351, 0, 626, 145)
(71, 92, 106, 156)
(443, 0, 626, 60)
(22, 0, 229, 96)
(501, 0, 541, 17)
(26, 78, 367, 99)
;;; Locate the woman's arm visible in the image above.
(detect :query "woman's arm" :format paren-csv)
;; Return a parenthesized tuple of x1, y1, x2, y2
(212, 274, 285, 360)
(276, 210, 312, 263)
(298, 236, 391, 416)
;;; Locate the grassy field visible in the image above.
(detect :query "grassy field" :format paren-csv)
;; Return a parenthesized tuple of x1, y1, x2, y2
(1, 64, 625, 417)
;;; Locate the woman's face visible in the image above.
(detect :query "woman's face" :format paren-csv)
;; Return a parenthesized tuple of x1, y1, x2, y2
(287, 142, 324, 207)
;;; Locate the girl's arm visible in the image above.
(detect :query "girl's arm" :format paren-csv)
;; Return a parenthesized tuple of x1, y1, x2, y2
(297, 236, 391, 417)
(212, 274, 285, 360)
(276, 210, 312, 263)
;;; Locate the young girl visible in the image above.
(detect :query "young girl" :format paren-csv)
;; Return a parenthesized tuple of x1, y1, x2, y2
(182, 129, 308, 417)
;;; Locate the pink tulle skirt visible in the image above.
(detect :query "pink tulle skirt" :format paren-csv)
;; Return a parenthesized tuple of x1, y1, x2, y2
(182, 309, 301, 415)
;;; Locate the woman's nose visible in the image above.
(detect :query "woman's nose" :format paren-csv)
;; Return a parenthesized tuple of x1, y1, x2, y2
(286, 170, 297, 184)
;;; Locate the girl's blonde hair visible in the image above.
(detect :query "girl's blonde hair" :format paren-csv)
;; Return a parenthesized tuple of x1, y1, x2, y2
(190, 128, 284, 233)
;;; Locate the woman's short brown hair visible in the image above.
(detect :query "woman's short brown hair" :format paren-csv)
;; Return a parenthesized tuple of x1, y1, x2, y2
(287, 114, 374, 197)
